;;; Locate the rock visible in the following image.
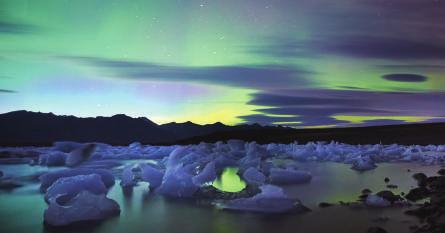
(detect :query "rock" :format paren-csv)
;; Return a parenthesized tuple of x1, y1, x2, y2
(140, 164, 164, 189)
(412, 173, 427, 187)
(405, 187, 430, 201)
(269, 168, 312, 185)
(438, 168, 445, 176)
(384, 177, 390, 183)
(318, 202, 334, 208)
(65, 144, 96, 167)
(44, 191, 120, 227)
(39, 168, 115, 192)
(242, 167, 266, 186)
(386, 184, 398, 189)
(376, 190, 403, 204)
(362, 188, 372, 194)
(367, 227, 388, 233)
(45, 174, 107, 204)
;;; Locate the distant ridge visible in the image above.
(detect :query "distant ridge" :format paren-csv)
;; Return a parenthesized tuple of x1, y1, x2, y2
(0, 110, 282, 146)
(0, 110, 445, 146)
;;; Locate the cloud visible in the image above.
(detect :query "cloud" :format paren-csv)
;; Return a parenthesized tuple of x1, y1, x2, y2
(0, 21, 36, 34)
(382, 73, 428, 82)
(0, 89, 16, 93)
(242, 89, 445, 126)
(61, 56, 313, 90)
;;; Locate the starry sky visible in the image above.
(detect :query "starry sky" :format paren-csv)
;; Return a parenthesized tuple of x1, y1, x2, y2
(1, 0, 445, 127)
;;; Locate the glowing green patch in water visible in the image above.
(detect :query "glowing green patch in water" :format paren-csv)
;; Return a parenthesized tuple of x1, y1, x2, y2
(212, 167, 246, 193)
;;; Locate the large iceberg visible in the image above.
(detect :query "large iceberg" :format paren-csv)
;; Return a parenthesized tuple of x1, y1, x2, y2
(44, 191, 120, 227)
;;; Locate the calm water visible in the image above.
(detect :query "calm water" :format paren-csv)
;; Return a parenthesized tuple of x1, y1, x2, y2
(0, 162, 441, 233)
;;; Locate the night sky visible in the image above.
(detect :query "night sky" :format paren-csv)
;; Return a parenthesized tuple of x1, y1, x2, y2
(1, 0, 445, 127)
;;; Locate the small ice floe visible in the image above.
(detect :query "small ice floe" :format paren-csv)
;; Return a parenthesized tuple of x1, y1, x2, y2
(120, 166, 137, 188)
(44, 191, 120, 227)
(351, 157, 377, 171)
(139, 164, 164, 189)
(38, 151, 67, 166)
(268, 168, 312, 185)
(53, 141, 84, 153)
(45, 174, 107, 203)
(65, 144, 97, 167)
(217, 185, 309, 214)
(365, 195, 391, 207)
(242, 167, 266, 186)
(39, 168, 115, 192)
(192, 161, 217, 186)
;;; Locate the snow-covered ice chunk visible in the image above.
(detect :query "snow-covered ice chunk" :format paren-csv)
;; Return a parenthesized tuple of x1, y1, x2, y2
(65, 144, 96, 167)
(39, 152, 67, 166)
(129, 141, 142, 149)
(192, 162, 216, 186)
(227, 139, 245, 152)
(120, 166, 136, 188)
(219, 185, 307, 213)
(45, 174, 107, 203)
(269, 168, 312, 185)
(44, 191, 120, 227)
(140, 164, 164, 189)
(351, 157, 377, 171)
(156, 165, 198, 198)
(242, 167, 266, 186)
(40, 168, 115, 192)
(53, 141, 84, 153)
(365, 194, 391, 207)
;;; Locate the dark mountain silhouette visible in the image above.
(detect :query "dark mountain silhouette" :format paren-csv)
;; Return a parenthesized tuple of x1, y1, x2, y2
(0, 110, 278, 146)
(0, 110, 445, 146)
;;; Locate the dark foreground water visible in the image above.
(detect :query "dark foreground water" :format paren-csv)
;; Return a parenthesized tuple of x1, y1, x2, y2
(0, 162, 440, 233)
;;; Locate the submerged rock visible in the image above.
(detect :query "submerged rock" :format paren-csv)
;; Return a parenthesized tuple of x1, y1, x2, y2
(44, 191, 120, 227)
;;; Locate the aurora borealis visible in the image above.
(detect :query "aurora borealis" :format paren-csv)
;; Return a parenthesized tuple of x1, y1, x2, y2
(1, 0, 445, 127)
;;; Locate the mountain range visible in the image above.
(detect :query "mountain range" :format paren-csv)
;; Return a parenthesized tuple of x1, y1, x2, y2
(1, 110, 445, 146)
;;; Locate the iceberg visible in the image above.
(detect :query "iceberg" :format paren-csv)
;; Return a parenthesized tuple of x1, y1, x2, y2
(219, 185, 308, 213)
(65, 144, 97, 167)
(39, 168, 115, 192)
(45, 174, 107, 204)
(192, 162, 217, 186)
(44, 191, 120, 227)
(242, 167, 266, 186)
(139, 164, 164, 189)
